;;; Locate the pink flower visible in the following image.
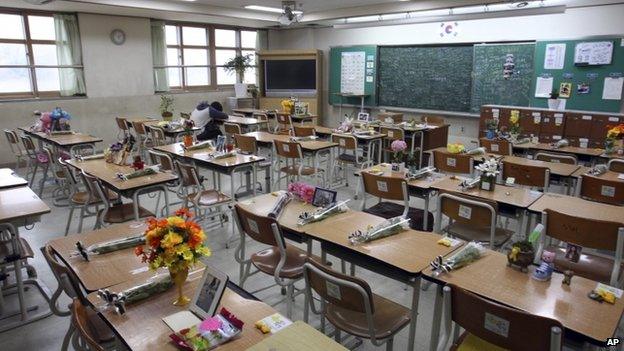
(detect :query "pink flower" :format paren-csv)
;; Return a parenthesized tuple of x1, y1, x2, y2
(390, 140, 407, 152)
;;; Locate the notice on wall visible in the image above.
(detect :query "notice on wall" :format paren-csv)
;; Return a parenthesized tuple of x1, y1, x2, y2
(544, 43, 566, 70)
(535, 76, 554, 98)
(340, 51, 366, 95)
(602, 77, 624, 100)
(574, 41, 613, 65)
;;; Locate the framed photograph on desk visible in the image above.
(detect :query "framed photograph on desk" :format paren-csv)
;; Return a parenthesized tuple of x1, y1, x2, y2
(312, 187, 337, 208)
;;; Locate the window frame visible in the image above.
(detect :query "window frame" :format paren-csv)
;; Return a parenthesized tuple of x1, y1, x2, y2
(157, 21, 259, 92)
(0, 9, 84, 99)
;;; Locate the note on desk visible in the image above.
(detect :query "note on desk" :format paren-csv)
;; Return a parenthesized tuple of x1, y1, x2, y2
(603, 77, 624, 100)
(535, 77, 554, 98)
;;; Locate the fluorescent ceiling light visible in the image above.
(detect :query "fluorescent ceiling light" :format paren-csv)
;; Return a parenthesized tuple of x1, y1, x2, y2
(245, 5, 302, 14)
(381, 13, 408, 21)
(346, 15, 381, 23)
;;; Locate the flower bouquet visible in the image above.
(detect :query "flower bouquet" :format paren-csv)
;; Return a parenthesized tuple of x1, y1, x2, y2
(587, 164, 608, 176)
(183, 140, 212, 151)
(49, 107, 72, 131)
(135, 208, 211, 306)
(183, 119, 195, 147)
(429, 242, 486, 277)
(281, 99, 295, 114)
(116, 165, 159, 181)
(390, 139, 407, 172)
(97, 272, 173, 314)
(334, 118, 354, 133)
(474, 157, 500, 191)
(76, 153, 105, 162)
(210, 150, 236, 160)
(348, 216, 410, 245)
(297, 200, 349, 226)
(73, 235, 146, 261)
(605, 124, 624, 154)
(465, 147, 486, 156)
(287, 182, 315, 203)
(446, 143, 465, 154)
(290, 135, 317, 142)
(406, 166, 436, 180)
(551, 139, 569, 149)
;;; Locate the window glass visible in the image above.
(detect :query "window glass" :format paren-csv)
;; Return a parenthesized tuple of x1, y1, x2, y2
(165, 25, 178, 45)
(167, 48, 180, 66)
(182, 26, 207, 46)
(183, 48, 208, 65)
(32, 44, 58, 65)
(240, 31, 257, 48)
(214, 29, 236, 47)
(0, 68, 31, 93)
(168, 67, 181, 87)
(216, 67, 236, 85)
(243, 67, 256, 85)
(0, 14, 24, 40)
(36, 68, 60, 91)
(242, 50, 256, 65)
(185, 67, 209, 86)
(28, 16, 55, 40)
(0, 44, 28, 65)
(215, 49, 236, 66)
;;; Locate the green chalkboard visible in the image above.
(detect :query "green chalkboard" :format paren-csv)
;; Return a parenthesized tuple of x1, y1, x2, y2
(470, 43, 535, 113)
(378, 45, 474, 112)
(328, 45, 378, 107)
(531, 39, 624, 112)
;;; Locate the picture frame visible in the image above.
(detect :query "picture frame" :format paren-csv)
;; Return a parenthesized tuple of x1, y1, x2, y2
(312, 187, 337, 208)
(188, 266, 229, 319)
(357, 112, 371, 122)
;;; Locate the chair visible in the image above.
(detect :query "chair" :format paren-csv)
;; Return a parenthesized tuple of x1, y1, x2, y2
(437, 284, 563, 351)
(131, 120, 150, 158)
(4, 129, 29, 175)
(331, 134, 370, 188)
(479, 138, 512, 156)
(292, 125, 316, 137)
(252, 112, 270, 132)
(234, 134, 271, 193)
(273, 139, 324, 189)
(223, 123, 242, 144)
(435, 193, 512, 248)
(379, 126, 406, 163)
(502, 161, 550, 191)
(233, 204, 312, 319)
(303, 259, 410, 351)
(432, 150, 474, 176)
(274, 112, 292, 134)
(537, 209, 624, 286)
(79, 171, 153, 229)
(608, 159, 624, 173)
(148, 125, 166, 147)
(535, 152, 578, 165)
(576, 174, 624, 206)
(175, 161, 231, 224)
(70, 299, 118, 351)
(148, 150, 181, 216)
(115, 117, 129, 139)
(20, 134, 44, 187)
(360, 172, 433, 231)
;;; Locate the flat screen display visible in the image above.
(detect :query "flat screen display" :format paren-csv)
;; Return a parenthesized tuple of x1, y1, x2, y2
(265, 59, 316, 91)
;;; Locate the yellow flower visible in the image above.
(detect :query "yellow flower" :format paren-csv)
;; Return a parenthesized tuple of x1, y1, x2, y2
(167, 216, 185, 228)
(161, 231, 183, 249)
(196, 246, 212, 257)
(509, 114, 519, 125)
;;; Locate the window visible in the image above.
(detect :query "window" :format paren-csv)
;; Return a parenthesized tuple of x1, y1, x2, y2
(0, 11, 84, 99)
(156, 22, 258, 91)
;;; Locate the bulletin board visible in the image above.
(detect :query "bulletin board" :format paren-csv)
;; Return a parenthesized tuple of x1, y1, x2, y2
(328, 45, 378, 106)
(530, 38, 624, 112)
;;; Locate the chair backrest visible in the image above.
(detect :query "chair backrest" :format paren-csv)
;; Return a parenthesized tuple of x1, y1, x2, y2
(149, 126, 166, 146)
(224, 122, 242, 136)
(148, 150, 174, 172)
(273, 139, 302, 159)
(360, 172, 408, 211)
(437, 193, 497, 229)
(253, 113, 270, 131)
(479, 138, 512, 156)
(441, 284, 563, 351)
(115, 117, 129, 131)
(233, 134, 258, 154)
(421, 115, 445, 125)
(79, 170, 109, 203)
(232, 112, 245, 117)
(293, 125, 315, 137)
(233, 204, 282, 247)
(433, 150, 473, 175)
(20, 134, 36, 153)
(578, 174, 624, 205)
(4, 129, 21, 155)
(276, 112, 291, 126)
(70, 299, 106, 351)
(175, 161, 201, 187)
(331, 134, 357, 151)
(535, 152, 578, 165)
(131, 121, 147, 136)
(502, 161, 549, 189)
(379, 126, 404, 141)
(41, 245, 84, 302)
(608, 159, 624, 173)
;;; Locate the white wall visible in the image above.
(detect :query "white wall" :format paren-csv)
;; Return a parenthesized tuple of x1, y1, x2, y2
(0, 13, 233, 166)
(268, 3, 624, 145)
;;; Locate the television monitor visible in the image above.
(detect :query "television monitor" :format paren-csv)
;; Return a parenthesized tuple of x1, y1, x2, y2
(264, 59, 316, 96)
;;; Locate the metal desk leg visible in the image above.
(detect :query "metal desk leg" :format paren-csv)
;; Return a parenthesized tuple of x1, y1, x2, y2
(407, 276, 421, 351)
(252, 163, 257, 196)
(519, 209, 529, 239)
(423, 193, 430, 231)
(377, 139, 382, 164)
(429, 283, 444, 351)
(303, 237, 313, 324)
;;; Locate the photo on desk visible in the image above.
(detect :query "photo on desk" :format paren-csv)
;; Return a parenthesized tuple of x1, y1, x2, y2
(189, 266, 229, 319)
(312, 187, 337, 208)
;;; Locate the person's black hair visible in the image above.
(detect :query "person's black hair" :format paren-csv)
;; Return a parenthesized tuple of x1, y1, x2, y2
(210, 101, 223, 112)
(196, 101, 210, 111)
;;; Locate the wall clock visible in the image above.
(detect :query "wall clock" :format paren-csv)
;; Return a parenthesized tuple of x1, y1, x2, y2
(110, 29, 126, 45)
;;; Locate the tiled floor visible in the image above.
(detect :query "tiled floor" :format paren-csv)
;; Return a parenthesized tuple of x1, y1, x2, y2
(0, 164, 597, 350)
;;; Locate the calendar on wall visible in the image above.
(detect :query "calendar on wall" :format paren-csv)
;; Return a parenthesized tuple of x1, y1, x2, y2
(340, 51, 366, 95)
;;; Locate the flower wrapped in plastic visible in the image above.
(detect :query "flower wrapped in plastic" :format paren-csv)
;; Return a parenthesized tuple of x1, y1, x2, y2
(76, 153, 105, 162)
(183, 140, 212, 151)
(429, 242, 486, 277)
(551, 139, 569, 149)
(268, 192, 292, 219)
(170, 308, 244, 351)
(349, 216, 410, 245)
(97, 272, 173, 314)
(116, 165, 158, 181)
(210, 150, 236, 160)
(73, 235, 146, 261)
(406, 166, 436, 180)
(474, 157, 500, 177)
(287, 182, 315, 203)
(298, 200, 349, 226)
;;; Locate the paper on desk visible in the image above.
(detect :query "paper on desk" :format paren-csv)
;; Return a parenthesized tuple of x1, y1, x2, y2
(618, 174, 624, 180)
(596, 283, 624, 299)
(535, 77, 554, 98)
(163, 311, 201, 332)
(603, 77, 624, 100)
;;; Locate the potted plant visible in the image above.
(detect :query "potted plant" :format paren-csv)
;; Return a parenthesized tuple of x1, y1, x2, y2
(182, 119, 195, 147)
(508, 111, 522, 142)
(390, 140, 407, 172)
(484, 119, 498, 140)
(475, 158, 500, 191)
(507, 240, 535, 272)
(159, 95, 174, 121)
(547, 89, 561, 110)
(223, 54, 254, 98)
(606, 124, 624, 155)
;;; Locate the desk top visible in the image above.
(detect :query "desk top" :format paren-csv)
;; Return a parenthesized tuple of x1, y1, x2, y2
(232, 108, 268, 115)
(0, 186, 50, 223)
(513, 142, 605, 157)
(528, 193, 624, 224)
(66, 159, 178, 192)
(290, 114, 318, 121)
(154, 143, 266, 170)
(432, 177, 543, 209)
(143, 121, 202, 135)
(87, 269, 276, 351)
(244, 132, 338, 152)
(572, 167, 624, 181)
(428, 147, 503, 161)
(246, 321, 347, 351)
(21, 128, 103, 147)
(0, 169, 28, 189)
(227, 116, 262, 126)
(423, 250, 624, 343)
(502, 155, 581, 177)
(360, 164, 448, 190)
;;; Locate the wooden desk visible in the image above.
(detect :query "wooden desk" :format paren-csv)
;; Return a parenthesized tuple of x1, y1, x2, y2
(290, 114, 318, 125)
(232, 108, 270, 116)
(0, 186, 50, 226)
(428, 147, 503, 162)
(21, 128, 103, 149)
(528, 193, 624, 224)
(502, 155, 580, 177)
(47, 222, 150, 292)
(0, 168, 28, 189)
(143, 120, 201, 138)
(432, 177, 543, 209)
(244, 131, 338, 153)
(246, 321, 347, 351)
(571, 167, 623, 181)
(514, 142, 605, 158)
(226, 115, 262, 127)
(424, 250, 624, 345)
(87, 269, 276, 351)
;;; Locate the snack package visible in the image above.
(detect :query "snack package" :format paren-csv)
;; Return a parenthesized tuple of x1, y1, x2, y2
(170, 308, 243, 351)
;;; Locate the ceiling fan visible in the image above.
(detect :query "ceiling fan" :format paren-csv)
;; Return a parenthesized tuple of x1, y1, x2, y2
(278, 1, 304, 26)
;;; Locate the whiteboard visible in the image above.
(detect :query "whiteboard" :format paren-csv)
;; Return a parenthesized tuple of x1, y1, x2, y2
(574, 41, 613, 65)
(340, 51, 366, 95)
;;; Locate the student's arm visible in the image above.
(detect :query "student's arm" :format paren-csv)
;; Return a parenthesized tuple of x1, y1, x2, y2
(210, 108, 229, 120)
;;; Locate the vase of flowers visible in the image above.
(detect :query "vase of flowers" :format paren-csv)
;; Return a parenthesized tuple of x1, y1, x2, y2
(182, 119, 195, 147)
(605, 124, 624, 155)
(508, 110, 522, 142)
(390, 139, 407, 172)
(281, 99, 295, 114)
(485, 119, 498, 140)
(287, 182, 315, 203)
(475, 158, 500, 191)
(135, 208, 211, 306)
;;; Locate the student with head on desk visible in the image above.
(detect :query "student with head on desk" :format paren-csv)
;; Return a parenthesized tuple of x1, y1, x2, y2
(190, 101, 228, 141)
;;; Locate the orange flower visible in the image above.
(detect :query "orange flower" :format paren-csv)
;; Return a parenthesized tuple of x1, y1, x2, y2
(157, 219, 168, 228)
(134, 246, 144, 256)
(175, 208, 193, 219)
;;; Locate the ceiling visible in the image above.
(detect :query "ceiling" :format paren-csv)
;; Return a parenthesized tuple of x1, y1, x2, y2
(4, 0, 624, 28)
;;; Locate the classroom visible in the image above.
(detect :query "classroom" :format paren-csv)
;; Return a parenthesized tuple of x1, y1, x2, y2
(1, 0, 624, 350)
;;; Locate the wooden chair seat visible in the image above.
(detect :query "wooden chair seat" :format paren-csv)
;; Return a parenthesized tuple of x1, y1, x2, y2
(279, 165, 321, 176)
(446, 222, 513, 247)
(451, 332, 506, 351)
(71, 190, 119, 205)
(100, 204, 154, 223)
(325, 293, 411, 340)
(362, 202, 434, 231)
(85, 306, 116, 344)
(0, 237, 34, 260)
(338, 153, 359, 164)
(251, 245, 310, 279)
(188, 190, 230, 207)
(548, 245, 623, 284)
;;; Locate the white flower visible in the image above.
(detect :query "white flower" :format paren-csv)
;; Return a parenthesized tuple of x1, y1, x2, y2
(475, 158, 500, 177)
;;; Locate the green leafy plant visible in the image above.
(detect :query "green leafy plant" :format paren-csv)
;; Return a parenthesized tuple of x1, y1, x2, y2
(222, 54, 253, 83)
(485, 119, 498, 131)
(512, 240, 534, 252)
(549, 89, 560, 99)
(159, 95, 174, 117)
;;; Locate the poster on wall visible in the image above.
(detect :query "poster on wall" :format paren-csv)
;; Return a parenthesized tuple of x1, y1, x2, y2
(340, 51, 366, 95)
(535, 76, 554, 97)
(544, 43, 566, 70)
(574, 41, 613, 65)
(602, 77, 624, 100)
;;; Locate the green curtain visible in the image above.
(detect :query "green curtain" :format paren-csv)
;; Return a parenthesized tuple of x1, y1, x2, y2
(54, 14, 86, 96)
(151, 21, 169, 92)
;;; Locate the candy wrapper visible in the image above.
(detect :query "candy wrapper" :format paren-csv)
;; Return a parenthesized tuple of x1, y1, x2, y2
(297, 200, 349, 226)
(97, 273, 172, 314)
(268, 192, 292, 219)
(170, 308, 243, 351)
(73, 235, 146, 261)
(183, 141, 212, 151)
(429, 242, 486, 277)
(116, 166, 158, 180)
(349, 216, 409, 245)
